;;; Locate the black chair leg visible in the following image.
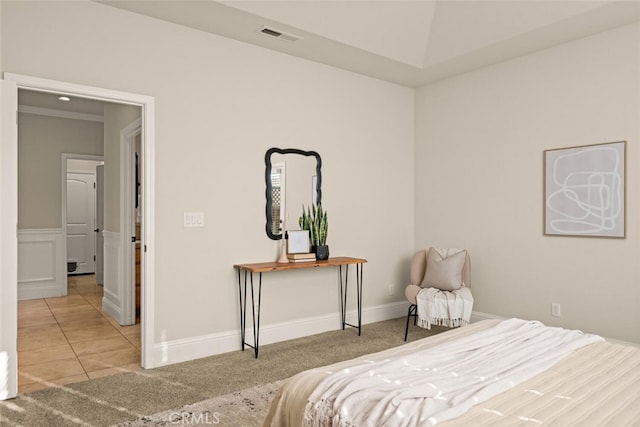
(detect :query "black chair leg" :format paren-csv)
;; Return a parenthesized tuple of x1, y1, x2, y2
(404, 304, 416, 341)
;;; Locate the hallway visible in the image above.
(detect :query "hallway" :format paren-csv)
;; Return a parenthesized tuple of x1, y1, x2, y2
(17, 275, 140, 393)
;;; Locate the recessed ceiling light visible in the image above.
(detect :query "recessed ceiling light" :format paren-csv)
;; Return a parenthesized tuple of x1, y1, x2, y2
(58, 96, 71, 102)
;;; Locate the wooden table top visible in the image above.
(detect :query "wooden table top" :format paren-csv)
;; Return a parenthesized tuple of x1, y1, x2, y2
(233, 256, 367, 273)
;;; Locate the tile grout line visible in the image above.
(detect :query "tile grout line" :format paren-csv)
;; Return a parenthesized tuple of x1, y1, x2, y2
(86, 286, 141, 348)
(18, 293, 88, 393)
(18, 276, 142, 392)
(74, 279, 142, 376)
(44, 291, 92, 380)
(73, 280, 139, 378)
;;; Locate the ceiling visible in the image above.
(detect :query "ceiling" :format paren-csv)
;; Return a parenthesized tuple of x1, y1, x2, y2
(18, 90, 106, 115)
(98, 1, 640, 87)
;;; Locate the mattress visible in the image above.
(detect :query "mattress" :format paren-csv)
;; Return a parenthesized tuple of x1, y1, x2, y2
(263, 319, 640, 426)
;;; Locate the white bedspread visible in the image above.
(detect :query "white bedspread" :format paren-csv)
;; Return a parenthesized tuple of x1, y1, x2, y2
(303, 318, 603, 427)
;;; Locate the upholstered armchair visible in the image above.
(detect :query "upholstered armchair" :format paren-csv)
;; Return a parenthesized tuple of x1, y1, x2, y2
(404, 248, 471, 341)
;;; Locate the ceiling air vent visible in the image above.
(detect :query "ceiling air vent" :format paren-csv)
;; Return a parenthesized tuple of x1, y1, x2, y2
(259, 26, 302, 43)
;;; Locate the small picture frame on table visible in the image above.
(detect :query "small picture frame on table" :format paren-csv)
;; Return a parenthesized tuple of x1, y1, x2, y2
(287, 230, 310, 254)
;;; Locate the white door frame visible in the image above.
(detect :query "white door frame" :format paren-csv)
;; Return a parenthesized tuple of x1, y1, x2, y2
(62, 154, 104, 282)
(2, 73, 156, 379)
(95, 165, 105, 285)
(121, 118, 141, 326)
(1, 79, 18, 399)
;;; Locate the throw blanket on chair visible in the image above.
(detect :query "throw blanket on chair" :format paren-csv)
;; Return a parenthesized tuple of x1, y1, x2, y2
(416, 286, 473, 330)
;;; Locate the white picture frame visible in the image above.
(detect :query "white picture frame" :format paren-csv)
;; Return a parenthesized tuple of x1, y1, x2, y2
(287, 230, 310, 254)
(544, 141, 626, 238)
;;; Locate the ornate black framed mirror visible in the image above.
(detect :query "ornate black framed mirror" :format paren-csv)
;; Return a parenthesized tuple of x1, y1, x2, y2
(265, 148, 322, 240)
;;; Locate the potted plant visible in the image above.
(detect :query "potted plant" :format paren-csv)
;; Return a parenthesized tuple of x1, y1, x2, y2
(299, 203, 329, 261)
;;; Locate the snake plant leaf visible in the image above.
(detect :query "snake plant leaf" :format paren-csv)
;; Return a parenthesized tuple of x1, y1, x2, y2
(299, 203, 328, 246)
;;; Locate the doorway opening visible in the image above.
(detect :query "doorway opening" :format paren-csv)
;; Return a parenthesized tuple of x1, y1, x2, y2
(2, 73, 156, 398)
(64, 156, 104, 279)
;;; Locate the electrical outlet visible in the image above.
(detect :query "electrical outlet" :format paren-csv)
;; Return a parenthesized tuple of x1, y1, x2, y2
(388, 284, 394, 295)
(551, 302, 561, 317)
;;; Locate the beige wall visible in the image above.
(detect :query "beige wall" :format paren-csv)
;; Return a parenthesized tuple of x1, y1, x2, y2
(0, 2, 3, 73)
(68, 159, 102, 172)
(1, 1, 415, 343)
(103, 103, 141, 233)
(415, 22, 640, 343)
(17, 112, 103, 229)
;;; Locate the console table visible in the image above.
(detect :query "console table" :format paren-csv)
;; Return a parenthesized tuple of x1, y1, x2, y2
(233, 257, 367, 358)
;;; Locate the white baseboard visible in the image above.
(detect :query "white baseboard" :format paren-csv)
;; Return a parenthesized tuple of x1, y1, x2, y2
(17, 228, 66, 300)
(101, 289, 121, 323)
(102, 231, 122, 322)
(151, 301, 409, 367)
(470, 311, 505, 323)
(150, 305, 640, 367)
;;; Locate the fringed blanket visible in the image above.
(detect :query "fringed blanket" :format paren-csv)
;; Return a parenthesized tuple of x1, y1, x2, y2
(303, 318, 603, 427)
(416, 286, 473, 330)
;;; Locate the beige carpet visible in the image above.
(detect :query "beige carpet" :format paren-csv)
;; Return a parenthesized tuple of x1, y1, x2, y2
(115, 381, 283, 427)
(0, 316, 446, 426)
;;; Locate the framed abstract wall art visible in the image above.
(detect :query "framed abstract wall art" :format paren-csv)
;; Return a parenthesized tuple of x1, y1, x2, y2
(544, 141, 626, 238)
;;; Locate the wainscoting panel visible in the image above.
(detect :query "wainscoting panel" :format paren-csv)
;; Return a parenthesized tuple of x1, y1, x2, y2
(102, 231, 122, 322)
(18, 229, 65, 300)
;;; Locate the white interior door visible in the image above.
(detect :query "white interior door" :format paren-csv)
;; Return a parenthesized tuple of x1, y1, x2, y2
(120, 120, 141, 326)
(67, 172, 96, 275)
(95, 165, 104, 284)
(1, 79, 19, 400)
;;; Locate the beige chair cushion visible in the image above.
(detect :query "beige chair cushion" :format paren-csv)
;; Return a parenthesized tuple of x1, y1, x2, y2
(405, 284, 422, 305)
(422, 248, 466, 291)
(410, 250, 428, 286)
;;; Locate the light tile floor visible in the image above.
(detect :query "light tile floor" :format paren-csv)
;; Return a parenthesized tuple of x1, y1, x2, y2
(17, 275, 141, 393)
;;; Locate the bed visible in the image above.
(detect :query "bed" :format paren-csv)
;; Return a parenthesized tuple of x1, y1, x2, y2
(263, 319, 640, 426)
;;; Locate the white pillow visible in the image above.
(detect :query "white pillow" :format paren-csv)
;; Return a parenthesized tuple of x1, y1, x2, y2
(422, 248, 466, 291)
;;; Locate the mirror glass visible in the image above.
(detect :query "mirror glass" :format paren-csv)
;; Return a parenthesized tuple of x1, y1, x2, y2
(265, 148, 322, 240)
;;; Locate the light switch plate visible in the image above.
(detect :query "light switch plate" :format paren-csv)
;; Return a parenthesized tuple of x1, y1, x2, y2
(184, 212, 204, 227)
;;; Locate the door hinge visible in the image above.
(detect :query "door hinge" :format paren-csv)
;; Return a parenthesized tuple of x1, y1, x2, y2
(144, 244, 147, 253)
(131, 236, 136, 243)
(94, 255, 96, 261)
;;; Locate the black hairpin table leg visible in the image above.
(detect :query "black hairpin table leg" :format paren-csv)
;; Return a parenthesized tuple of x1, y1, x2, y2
(238, 270, 262, 358)
(341, 263, 364, 335)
